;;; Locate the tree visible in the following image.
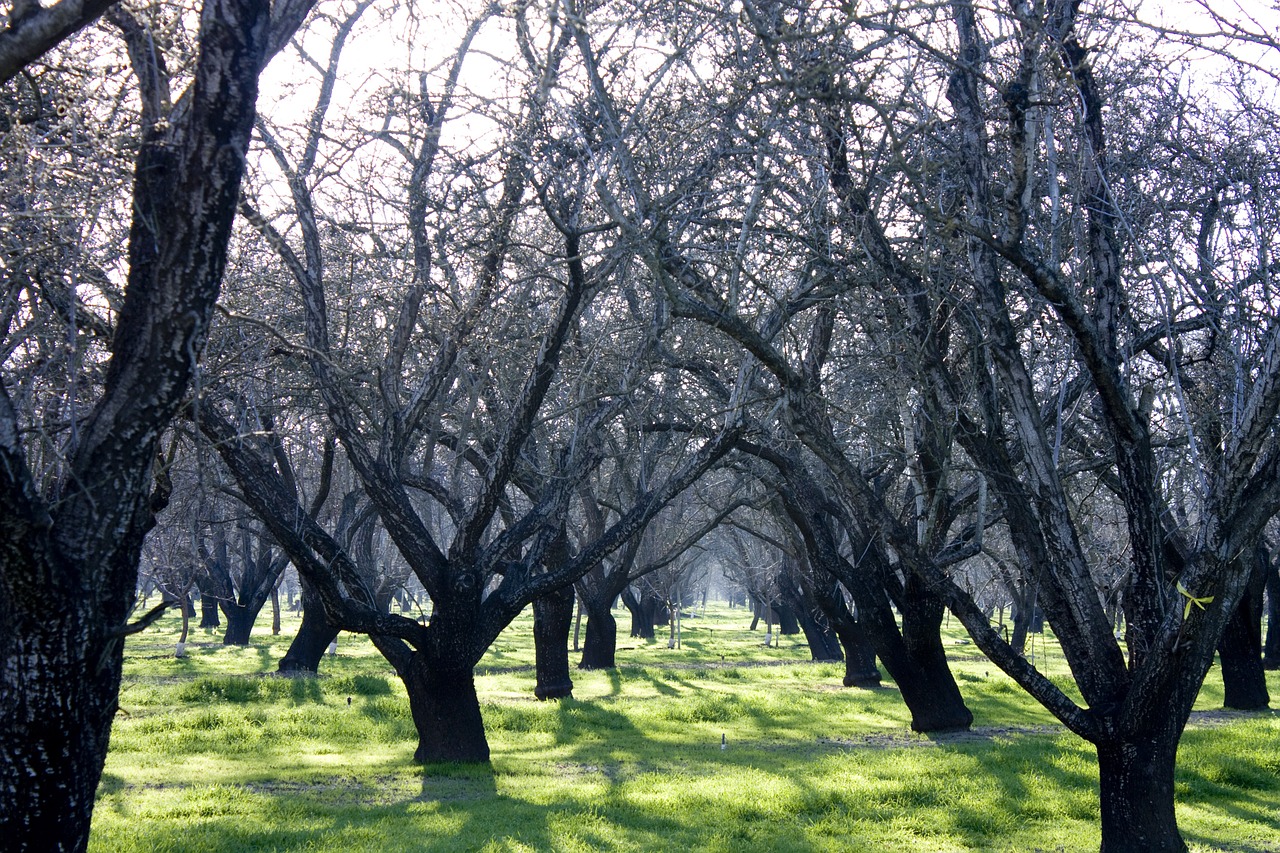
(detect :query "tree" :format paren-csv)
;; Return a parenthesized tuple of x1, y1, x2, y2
(572, 0, 1280, 846)
(0, 0, 315, 847)
(203, 0, 743, 762)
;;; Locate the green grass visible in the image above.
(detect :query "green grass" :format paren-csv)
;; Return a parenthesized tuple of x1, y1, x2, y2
(91, 602, 1280, 852)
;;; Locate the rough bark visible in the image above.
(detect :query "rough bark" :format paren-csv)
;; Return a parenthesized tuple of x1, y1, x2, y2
(773, 602, 800, 635)
(1265, 558, 1280, 671)
(533, 584, 574, 699)
(837, 622, 882, 688)
(622, 587, 656, 638)
(402, 655, 490, 763)
(897, 575, 973, 731)
(1217, 546, 1270, 709)
(1097, 731, 1186, 853)
(221, 604, 258, 646)
(579, 604, 617, 669)
(199, 591, 221, 629)
(796, 607, 843, 661)
(811, 582, 881, 687)
(0, 0, 286, 847)
(278, 578, 339, 673)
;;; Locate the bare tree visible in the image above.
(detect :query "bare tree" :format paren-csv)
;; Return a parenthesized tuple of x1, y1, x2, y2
(0, 0, 315, 848)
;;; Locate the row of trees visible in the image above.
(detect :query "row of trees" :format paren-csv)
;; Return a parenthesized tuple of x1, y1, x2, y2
(3, 0, 1280, 850)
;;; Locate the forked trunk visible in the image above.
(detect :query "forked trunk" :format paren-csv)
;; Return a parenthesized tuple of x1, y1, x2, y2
(579, 606, 617, 669)
(533, 585, 574, 699)
(1096, 734, 1185, 853)
(403, 657, 489, 763)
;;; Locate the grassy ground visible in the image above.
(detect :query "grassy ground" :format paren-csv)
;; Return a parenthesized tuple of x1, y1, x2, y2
(91, 602, 1280, 852)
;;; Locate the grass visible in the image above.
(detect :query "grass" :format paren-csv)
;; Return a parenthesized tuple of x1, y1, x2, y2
(91, 601, 1280, 852)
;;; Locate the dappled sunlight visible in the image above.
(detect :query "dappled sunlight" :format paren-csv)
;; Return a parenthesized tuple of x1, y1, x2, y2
(89, 605, 1280, 852)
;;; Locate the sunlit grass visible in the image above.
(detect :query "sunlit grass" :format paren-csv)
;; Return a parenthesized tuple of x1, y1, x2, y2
(93, 601, 1280, 852)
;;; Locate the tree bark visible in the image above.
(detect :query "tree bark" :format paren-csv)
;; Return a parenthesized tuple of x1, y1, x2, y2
(579, 605, 617, 669)
(533, 585, 574, 699)
(1096, 733, 1186, 853)
(1, 599, 122, 851)
(797, 607, 843, 661)
(403, 657, 489, 763)
(278, 581, 338, 674)
(838, 623, 882, 687)
(1265, 558, 1280, 671)
(773, 603, 800, 635)
(897, 576, 973, 731)
(0, 0, 287, 846)
(221, 602, 259, 645)
(1217, 547, 1270, 709)
(199, 591, 221, 629)
(622, 587, 656, 638)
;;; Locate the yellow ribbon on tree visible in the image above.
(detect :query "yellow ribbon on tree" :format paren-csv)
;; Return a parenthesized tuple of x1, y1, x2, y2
(1177, 581, 1213, 619)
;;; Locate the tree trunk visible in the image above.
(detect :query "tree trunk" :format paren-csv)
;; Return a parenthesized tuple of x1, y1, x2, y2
(271, 583, 281, 635)
(579, 606, 617, 669)
(1096, 734, 1186, 853)
(1265, 560, 1280, 671)
(797, 609, 843, 661)
(774, 603, 800, 635)
(199, 592, 221, 629)
(403, 657, 489, 763)
(895, 576, 972, 731)
(0, 602, 121, 852)
(221, 603, 258, 645)
(178, 587, 191, 655)
(839, 628, 881, 687)
(277, 582, 339, 674)
(622, 588, 656, 639)
(1009, 590, 1037, 656)
(828, 609, 881, 687)
(533, 585, 574, 700)
(1217, 547, 1270, 709)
